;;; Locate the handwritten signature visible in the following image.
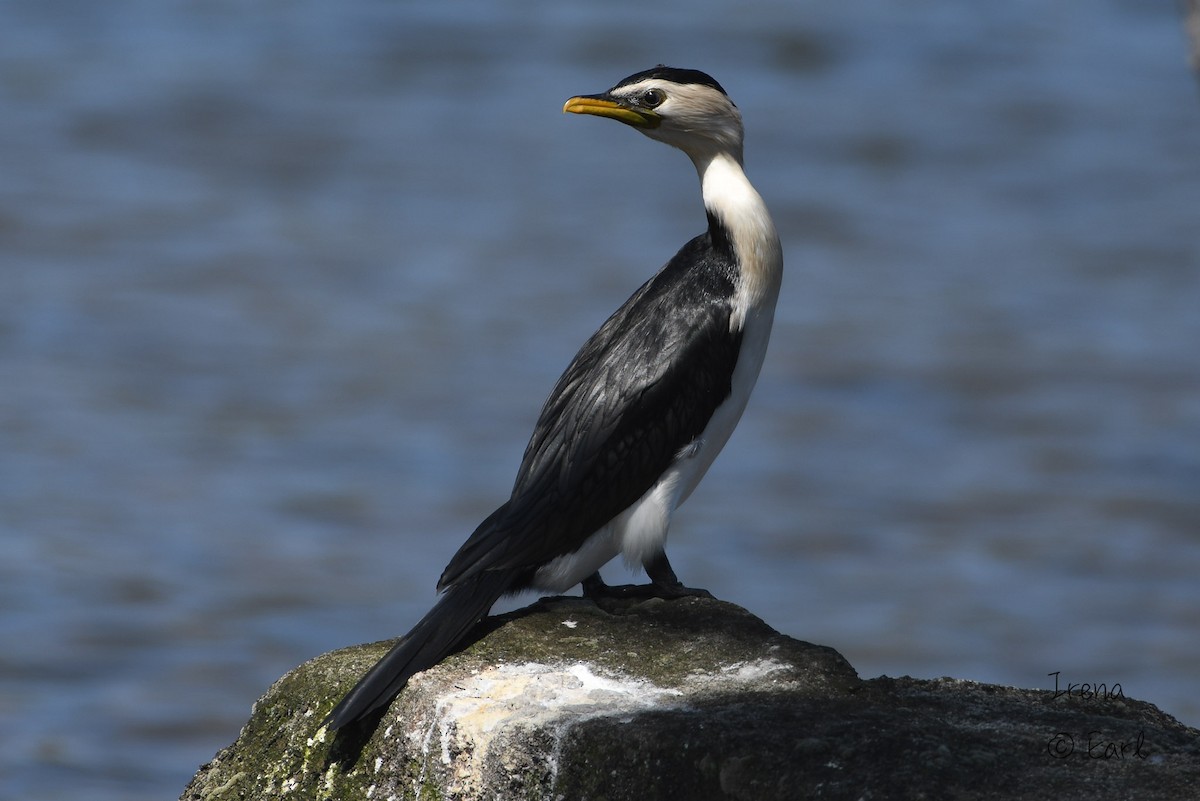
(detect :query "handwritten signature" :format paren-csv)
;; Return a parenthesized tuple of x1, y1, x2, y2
(1048, 671, 1124, 702)
(1046, 730, 1148, 760)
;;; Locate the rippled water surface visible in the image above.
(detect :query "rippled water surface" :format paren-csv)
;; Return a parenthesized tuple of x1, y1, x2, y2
(2, 2, 1198, 798)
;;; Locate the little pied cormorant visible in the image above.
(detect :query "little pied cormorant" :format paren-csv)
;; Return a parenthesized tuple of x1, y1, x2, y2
(324, 66, 783, 731)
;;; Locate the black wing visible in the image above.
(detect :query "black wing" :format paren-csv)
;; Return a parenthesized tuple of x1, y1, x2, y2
(438, 233, 742, 589)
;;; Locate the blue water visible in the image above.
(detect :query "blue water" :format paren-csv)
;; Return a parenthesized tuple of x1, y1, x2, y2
(2, 2, 1198, 798)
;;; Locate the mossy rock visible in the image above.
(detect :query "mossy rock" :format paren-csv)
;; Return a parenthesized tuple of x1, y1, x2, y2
(181, 596, 1200, 801)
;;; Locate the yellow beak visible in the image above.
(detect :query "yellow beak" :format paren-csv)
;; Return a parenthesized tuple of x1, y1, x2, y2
(563, 95, 660, 129)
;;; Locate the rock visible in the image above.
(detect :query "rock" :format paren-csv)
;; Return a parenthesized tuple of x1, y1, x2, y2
(181, 596, 1200, 801)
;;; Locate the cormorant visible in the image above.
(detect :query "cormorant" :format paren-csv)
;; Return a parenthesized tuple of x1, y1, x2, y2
(325, 66, 783, 731)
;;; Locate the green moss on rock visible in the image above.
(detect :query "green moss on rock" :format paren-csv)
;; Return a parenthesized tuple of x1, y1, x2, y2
(181, 596, 1200, 801)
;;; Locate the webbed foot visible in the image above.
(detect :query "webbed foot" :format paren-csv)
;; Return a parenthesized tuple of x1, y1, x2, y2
(580, 553, 714, 600)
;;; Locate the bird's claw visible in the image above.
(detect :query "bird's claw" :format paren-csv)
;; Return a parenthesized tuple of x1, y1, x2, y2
(581, 573, 713, 601)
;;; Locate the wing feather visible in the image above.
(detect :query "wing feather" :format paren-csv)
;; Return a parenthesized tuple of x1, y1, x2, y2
(438, 233, 741, 589)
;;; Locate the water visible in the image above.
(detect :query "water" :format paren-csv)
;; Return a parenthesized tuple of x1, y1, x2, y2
(2, 1, 1198, 798)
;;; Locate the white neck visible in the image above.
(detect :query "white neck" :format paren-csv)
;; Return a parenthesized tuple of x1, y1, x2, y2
(692, 151, 783, 327)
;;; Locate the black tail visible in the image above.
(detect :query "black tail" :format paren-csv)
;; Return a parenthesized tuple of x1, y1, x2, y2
(324, 570, 513, 730)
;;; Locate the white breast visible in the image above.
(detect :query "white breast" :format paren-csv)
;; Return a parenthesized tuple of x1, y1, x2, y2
(532, 147, 782, 593)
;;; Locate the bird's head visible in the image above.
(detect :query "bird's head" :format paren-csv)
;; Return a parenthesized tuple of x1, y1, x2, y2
(564, 66, 744, 164)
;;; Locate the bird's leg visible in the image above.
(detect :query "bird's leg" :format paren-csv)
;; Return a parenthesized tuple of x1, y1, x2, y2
(580, 553, 714, 600)
(580, 572, 610, 598)
(643, 551, 714, 598)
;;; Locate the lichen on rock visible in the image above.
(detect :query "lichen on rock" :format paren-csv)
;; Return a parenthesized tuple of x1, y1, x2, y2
(181, 595, 1200, 801)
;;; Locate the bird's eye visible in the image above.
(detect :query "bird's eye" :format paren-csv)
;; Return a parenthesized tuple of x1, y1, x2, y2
(641, 89, 665, 108)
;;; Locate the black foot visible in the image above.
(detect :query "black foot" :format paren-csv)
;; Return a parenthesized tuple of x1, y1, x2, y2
(582, 578, 714, 600)
(581, 553, 714, 601)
